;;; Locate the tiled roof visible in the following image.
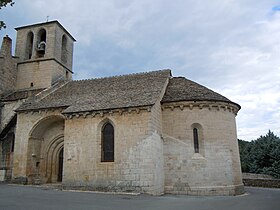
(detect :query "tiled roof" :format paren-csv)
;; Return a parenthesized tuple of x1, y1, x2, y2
(17, 70, 171, 113)
(1, 89, 45, 102)
(162, 77, 240, 108)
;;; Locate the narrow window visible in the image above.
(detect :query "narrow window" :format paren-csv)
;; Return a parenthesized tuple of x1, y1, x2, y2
(61, 35, 67, 63)
(25, 31, 34, 60)
(101, 123, 114, 162)
(193, 128, 199, 153)
(30, 82, 34, 87)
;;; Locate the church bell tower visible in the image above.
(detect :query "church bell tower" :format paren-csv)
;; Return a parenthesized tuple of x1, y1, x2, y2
(14, 21, 76, 90)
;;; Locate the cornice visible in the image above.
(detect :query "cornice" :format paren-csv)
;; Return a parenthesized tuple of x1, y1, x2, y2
(161, 101, 240, 115)
(18, 105, 153, 119)
(64, 106, 152, 120)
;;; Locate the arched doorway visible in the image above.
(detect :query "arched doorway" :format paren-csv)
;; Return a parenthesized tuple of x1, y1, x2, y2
(26, 115, 65, 184)
(57, 147, 64, 182)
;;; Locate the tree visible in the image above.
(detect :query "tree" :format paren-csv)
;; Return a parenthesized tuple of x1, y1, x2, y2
(0, 0, 15, 30)
(238, 130, 280, 178)
(238, 139, 251, 172)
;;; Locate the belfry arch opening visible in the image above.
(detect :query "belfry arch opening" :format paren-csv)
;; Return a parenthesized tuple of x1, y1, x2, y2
(26, 115, 65, 184)
(61, 35, 68, 64)
(25, 31, 34, 60)
(36, 28, 47, 58)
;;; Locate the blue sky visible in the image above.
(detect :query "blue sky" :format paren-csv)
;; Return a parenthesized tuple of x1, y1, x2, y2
(1, 0, 280, 140)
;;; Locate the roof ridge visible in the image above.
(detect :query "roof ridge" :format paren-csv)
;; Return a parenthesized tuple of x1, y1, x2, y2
(73, 69, 171, 82)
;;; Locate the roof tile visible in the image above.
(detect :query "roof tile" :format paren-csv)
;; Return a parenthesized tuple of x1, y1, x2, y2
(162, 77, 240, 108)
(17, 70, 171, 113)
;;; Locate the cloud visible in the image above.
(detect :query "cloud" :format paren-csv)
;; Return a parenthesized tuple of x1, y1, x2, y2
(1, 0, 280, 140)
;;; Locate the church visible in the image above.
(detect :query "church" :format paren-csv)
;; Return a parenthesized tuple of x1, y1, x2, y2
(0, 20, 244, 195)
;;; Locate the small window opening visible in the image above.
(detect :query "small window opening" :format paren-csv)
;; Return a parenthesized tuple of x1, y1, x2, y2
(193, 128, 199, 153)
(30, 82, 34, 87)
(101, 122, 114, 162)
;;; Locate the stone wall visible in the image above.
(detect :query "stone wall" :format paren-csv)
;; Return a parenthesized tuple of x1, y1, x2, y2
(0, 170, 5, 181)
(0, 100, 20, 182)
(162, 101, 244, 195)
(63, 106, 164, 195)
(0, 130, 15, 181)
(149, 100, 166, 194)
(16, 60, 69, 90)
(242, 173, 274, 179)
(243, 179, 280, 188)
(53, 23, 74, 70)
(242, 173, 280, 188)
(0, 36, 18, 96)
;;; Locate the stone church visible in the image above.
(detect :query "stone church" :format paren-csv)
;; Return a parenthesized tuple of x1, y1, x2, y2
(0, 20, 244, 195)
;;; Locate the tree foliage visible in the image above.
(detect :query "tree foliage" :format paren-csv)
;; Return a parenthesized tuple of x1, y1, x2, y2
(0, 0, 15, 30)
(239, 130, 280, 178)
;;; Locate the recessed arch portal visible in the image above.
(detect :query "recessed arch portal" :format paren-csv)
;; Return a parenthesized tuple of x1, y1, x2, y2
(26, 115, 65, 184)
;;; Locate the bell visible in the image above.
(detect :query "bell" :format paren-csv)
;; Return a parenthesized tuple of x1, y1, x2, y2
(37, 41, 46, 51)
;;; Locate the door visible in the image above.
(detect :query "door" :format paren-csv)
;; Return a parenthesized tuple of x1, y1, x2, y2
(57, 148, 64, 182)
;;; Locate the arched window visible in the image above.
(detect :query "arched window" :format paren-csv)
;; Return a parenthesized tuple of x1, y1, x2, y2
(193, 128, 199, 153)
(101, 123, 114, 162)
(61, 35, 67, 63)
(36, 28, 47, 57)
(25, 31, 34, 60)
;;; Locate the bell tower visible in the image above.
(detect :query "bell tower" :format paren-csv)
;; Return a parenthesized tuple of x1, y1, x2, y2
(14, 20, 76, 90)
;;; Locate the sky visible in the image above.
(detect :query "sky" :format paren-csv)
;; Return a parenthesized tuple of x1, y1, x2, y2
(1, 0, 280, 141)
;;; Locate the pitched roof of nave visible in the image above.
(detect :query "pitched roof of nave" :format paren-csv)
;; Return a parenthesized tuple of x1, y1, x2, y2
(16, 69, 240, 113)
(17, 70, 171, 113)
